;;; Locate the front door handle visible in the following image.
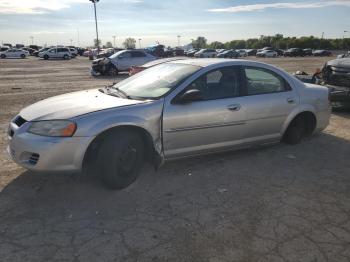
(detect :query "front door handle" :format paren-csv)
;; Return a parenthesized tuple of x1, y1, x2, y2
(287, 98, 295, 104)
(227, 104, 241, 111)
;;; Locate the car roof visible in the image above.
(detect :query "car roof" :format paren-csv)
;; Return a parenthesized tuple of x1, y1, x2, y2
(169, 58, 265, 68)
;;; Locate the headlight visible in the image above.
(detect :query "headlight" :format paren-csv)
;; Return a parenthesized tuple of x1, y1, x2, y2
(27, 120, 77, 137)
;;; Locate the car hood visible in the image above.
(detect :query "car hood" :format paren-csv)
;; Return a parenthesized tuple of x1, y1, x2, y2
(326, 58, 350, 69)
(20, 89, 146, 121)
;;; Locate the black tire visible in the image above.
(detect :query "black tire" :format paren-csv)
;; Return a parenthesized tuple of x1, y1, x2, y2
(44, 54, 49, 60)
(63, 54, 69, 60)
(108, 66, 118, 76)
(97, 131, 145, 189)
(283, 117, 306, 145)
(1, 54, 5, 58)
(21, 54, 25, 59)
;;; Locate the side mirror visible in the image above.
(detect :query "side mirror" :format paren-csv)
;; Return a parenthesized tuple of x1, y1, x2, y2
(175, 89, 203, 104)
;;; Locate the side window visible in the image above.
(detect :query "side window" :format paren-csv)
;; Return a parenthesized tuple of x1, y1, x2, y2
(119, 52, 131, 58)
(244, 67, 290, 95)
(49, 49, 56, 53)
(187, 67, 240, 100)
(131, 51, 146, 58)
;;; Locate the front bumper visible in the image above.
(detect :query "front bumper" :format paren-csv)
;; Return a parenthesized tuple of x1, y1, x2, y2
(7, 121, 93, 172)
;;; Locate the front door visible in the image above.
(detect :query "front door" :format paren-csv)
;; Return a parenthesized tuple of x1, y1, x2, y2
(162, 66, 248, 158)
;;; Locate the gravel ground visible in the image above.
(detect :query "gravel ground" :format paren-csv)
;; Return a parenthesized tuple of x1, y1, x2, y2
(0, 56, 350, 262)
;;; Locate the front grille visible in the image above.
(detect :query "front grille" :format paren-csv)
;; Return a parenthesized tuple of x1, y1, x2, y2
(13, 115, 27, 127)
(28, 153, 40, 165)
(329, 75, 350, 88)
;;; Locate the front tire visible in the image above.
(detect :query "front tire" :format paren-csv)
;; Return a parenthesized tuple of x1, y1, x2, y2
(108, 66, 118, 76)
(283, 117, 306, 145)
(97, 131, 145, 189)
(63, 54, 69, 60)
(21, 54, 25, 59)
(44, 54, 49, 60)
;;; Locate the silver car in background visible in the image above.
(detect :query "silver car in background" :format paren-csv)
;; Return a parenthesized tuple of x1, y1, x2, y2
(7, 59, 331, 189)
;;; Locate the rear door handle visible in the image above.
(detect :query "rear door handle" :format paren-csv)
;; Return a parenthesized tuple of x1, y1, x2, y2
(227, 104, 241, 111)
(287, 98, 295, 104)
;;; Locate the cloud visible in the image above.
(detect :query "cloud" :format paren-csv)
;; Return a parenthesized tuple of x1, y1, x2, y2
(208, 0, 350, 13)
(0, 0, 87, 14)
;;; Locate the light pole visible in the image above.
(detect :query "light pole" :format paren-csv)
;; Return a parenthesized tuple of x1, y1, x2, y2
(112, 35, 116, 48)
(70, 39, 73, 46)
(343, 31, 349, 50)
(89, 0, 100, 54)
(177, 35, 181, 47)
(138, 38, 142, 48)
(30, 36, 34, 45)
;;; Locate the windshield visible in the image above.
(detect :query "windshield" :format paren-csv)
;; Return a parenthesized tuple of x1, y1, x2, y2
(112, 63, 200, 99)
(109, 50, 125, 59)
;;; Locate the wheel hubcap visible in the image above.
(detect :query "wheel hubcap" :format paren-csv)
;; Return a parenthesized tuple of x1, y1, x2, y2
(118, 145, 137, 173)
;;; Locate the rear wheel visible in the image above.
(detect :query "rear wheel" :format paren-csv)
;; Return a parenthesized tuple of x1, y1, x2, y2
(1, 54, 6, 58)
(97, 131, 145, 189)
(283, 117, 306, 145)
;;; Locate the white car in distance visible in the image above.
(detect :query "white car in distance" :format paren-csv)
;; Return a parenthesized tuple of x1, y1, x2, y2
(256, 50, 278, 58)
(0, 49, 29, 59)
(39, 47, 72, 60)
(194, 49, 217, 58)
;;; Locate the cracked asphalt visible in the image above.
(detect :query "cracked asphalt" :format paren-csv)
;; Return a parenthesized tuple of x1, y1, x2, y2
(0, 56, 350, 262)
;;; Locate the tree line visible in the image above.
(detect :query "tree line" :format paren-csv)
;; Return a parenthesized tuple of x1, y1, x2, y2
(192, 34, 350, 50)
(94, 34, 350, 50)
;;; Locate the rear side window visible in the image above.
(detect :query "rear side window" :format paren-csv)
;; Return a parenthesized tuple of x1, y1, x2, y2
(244, 67, 291, 95)
(131, 51, 146, 57)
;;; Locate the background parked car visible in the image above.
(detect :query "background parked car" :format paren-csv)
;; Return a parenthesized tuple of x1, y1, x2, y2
(313, 50, 332, 57)
(0, 48, 29, 59)
(284, 48, 305, 57)
(256, 50, 278, 58)
(216, 49, 239, 58)
(185, 49, 199, 57)
(33, 47, 50, 57)
(303, 48, 313, 56)
(21, 47, 36, 55)
(129, 57, 188, 76)
(236, 49, 247, 57)
(0, 46, 10, 52)
(69, 48, 78, 58)
(91, 49, 156, 76)
(246, 49, 257, 56)
(194, 49, 217, 58)
(39, 47, 71, 60)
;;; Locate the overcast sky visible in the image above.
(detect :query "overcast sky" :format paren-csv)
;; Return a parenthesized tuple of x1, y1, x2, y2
(1, 0, 350, 47)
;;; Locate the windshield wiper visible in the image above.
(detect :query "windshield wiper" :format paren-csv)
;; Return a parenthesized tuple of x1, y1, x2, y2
(113, 87, 131, 99)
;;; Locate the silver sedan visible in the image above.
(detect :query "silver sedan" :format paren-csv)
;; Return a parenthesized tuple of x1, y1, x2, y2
(7, 59, 331, 189)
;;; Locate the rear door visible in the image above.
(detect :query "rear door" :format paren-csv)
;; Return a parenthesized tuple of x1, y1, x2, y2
(130, 51, 148, 66)
(237, 66, 299, 141)
(116, 51, 132, 70)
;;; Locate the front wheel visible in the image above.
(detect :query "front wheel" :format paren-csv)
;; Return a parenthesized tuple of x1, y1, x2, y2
(21, 54, 25, 59)
(97, 131, 145, 189)
(63, 54, 69, 60)
(44, 54, 49, 60)
(108, 66, 118, 76)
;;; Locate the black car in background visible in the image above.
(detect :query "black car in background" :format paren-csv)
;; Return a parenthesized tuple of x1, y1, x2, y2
(323, 58, 350, 106)
(217, 49, 239, 58)
(303, 48, 313, 56)
(313, 50, 332, 57)
(284, 48, 305, 57)
(246, 49, 257, 56)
